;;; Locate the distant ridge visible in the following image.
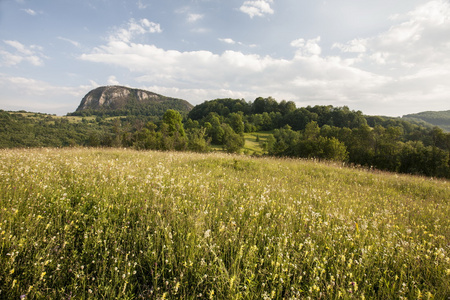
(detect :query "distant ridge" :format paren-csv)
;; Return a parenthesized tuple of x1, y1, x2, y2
(71, 86, 193, 116)
(402, 110, 450, 132)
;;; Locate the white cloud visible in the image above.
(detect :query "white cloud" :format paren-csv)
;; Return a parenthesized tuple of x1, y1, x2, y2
(187, 13, 204, 23)
(291, 37, 322, 57)
(175, 7, 204, 23)
(0, 73, 97, 114)
(218, 38, 249, 47)
(219, 38, 236, 45)
(332, 38, 367, 53)
(190, 28, 211, 34)
(78, 0, 450, 116)
(0, 40, 46, 66)
(369, 52, 389, 65)
(107, 75, 120, 85)
(137, 0, 147, 10)
(22, 8, 37, 15)
(325, 0, 450, 115)
(80, 36, 374, 108)
(4, 40, 34, 55)
(0, 74, 92, 97)
(360, 0, 450, 69)
(110, 19, 162, 43)
(240, 0, 274, 18)
(57, 37, 81, 48)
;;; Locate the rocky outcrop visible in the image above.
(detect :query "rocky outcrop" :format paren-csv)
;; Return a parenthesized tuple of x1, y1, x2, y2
(75, 86, 193, 113)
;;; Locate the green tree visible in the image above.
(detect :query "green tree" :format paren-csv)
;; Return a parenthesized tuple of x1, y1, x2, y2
(187, 128, 211, 152)
(320, 137, 349, 161)
(374, 126, 403, 172)
(304, 121, 320, 140)
(347, 125, 375, 166)
(205, 113, 225, 144)
(163, 109, 185, 137)
(279, 100, 296, 115)
(228, 112, 245, 134)
(221, 124, 245, 153)
(271, 125, 301, 156)
(133, 128, 159, 150)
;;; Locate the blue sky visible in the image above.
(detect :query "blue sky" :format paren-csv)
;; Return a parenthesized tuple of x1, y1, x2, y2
(0, 0, 449, 116)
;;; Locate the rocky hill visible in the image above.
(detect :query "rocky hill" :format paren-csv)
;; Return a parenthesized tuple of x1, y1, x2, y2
(72, 86, 193, 117)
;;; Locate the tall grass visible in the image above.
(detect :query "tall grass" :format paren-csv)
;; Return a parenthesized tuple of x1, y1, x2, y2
(1, 148, 449, 299)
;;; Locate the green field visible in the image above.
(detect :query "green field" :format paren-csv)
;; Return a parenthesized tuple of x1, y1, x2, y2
(9, 112, 96, 124)
(1, 148, 449, 299)
(243, 132, 273, 155)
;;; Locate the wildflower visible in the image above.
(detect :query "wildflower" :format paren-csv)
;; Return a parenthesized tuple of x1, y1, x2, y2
(204, 229, 211, 239)
(349, 281, 358, 291)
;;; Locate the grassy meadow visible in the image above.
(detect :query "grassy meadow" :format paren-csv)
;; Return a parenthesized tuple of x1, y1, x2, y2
(243, 132, 273, 155)
(0, 148, 449, 299)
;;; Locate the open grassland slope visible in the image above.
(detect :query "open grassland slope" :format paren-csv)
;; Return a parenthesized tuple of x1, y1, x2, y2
(0, 148, 449, 299)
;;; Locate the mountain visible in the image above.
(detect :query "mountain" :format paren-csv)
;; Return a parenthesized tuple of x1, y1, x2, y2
(402, 110, 450, 132)
(71, 86, 193, 117)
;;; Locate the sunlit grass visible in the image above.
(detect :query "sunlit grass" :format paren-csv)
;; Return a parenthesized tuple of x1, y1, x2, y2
(243, 131, 273, 155)
(0, 148, 449, 299)
(7, 112, 95, 124)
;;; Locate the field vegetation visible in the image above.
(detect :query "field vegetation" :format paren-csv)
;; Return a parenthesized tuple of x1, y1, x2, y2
(2, 97, 450, 179)
(1, 148, 449, 299)
(243, 132, 274, 155)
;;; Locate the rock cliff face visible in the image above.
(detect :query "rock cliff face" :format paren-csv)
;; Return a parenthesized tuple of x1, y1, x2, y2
(75, 86, 193, 114)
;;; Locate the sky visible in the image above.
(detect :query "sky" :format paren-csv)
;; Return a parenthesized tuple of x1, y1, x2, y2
(0, 0, 449, 117)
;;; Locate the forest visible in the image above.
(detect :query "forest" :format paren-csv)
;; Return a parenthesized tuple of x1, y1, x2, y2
(403, 110, 450, 132)
(1, 97, 449, 178)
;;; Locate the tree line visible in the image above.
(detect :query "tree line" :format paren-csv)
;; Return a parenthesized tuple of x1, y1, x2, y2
(186, 98, 450, 178)
(1, 96, 449, 179)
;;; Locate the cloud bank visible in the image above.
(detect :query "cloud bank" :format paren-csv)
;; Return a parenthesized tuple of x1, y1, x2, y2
(3, 1, 448, 116)
(77, 1, 450, 116)
(0, 40, 46, 66)
(0, 73, 96, 114)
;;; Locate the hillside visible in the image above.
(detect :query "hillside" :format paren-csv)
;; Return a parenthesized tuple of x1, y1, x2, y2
(71, 85, 193, 117)
(1, 148, 449, 299)
(402, 110, 450, 132)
